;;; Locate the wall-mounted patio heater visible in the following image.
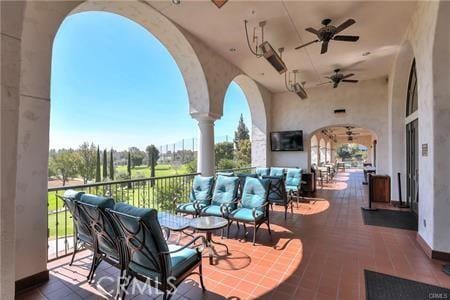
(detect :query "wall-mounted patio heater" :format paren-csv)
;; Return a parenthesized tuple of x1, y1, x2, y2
(285, 69, 308, 99)
(244, 20, 288, 74)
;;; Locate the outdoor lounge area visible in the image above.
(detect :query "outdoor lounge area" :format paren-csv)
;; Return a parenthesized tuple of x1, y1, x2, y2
(2, 1, 450, 299)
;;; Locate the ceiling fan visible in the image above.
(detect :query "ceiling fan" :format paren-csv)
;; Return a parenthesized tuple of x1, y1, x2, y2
(295, 18, 359, 54)
(319, 69, 359, 88)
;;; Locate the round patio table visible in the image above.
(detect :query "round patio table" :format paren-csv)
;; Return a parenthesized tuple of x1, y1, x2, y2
(190, 216, 229, 265)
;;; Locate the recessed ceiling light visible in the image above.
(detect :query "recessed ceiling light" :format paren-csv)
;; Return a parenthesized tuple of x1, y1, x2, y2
(229, 48, 236, 52)
(362, 51, 371, 56)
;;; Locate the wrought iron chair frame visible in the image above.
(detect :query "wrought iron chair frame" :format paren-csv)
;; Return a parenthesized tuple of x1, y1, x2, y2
(74, 201, 123, 283)
(56, 194, 94, 266)
(107, 209, 206, 300)
(263, 175, 293, 220)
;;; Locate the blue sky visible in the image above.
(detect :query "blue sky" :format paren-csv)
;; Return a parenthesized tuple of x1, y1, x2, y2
(50, 11, 251, 151)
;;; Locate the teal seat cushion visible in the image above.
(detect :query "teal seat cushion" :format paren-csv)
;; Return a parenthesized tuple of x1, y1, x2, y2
(190, 175, 214, 205)
(201, 205, 223, 217)
(168, 244, 200, 278)
(113, 203, 170, 276)
(255, 168, 270, 177)
(285, 185, 299, 192)
(269, 167, 285, 177)
(176, 202, 206, 214)
(129, 244, 199, 280)
(211, 175, 239, 210)
(230, 207, 263, 222)
(241, 177, 270, 213)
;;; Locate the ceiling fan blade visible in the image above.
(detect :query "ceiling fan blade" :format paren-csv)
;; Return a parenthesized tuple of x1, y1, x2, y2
(342, 73, 355, 79)
(333, 35, 359, 42)
(333, 82, 339, 88)
(295, 39, 319, 50)
(317, 81, 332, 86)
(334, 19, 356, 34)
(342, 79, 359, 83)
(305, 27, 319, 35)
(324, 76, 331, 79)
(321, 41, 329, 54)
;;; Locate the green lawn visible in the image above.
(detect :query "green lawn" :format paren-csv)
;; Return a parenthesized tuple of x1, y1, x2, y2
(48, 164, 195, 240)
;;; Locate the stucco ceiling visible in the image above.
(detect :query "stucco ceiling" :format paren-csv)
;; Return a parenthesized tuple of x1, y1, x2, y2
(150, 0, 417, 93)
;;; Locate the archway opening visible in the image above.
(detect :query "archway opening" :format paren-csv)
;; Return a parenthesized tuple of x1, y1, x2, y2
(310, 125, 378, 169)
(215, 81, 252, 171)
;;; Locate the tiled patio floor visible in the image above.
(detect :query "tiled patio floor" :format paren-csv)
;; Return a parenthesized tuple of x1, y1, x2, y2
(18, 170, 450, 299)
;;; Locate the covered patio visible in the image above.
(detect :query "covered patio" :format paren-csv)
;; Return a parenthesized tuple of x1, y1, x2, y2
(18, 171, 450, 299)
(2, 0, 450, 299)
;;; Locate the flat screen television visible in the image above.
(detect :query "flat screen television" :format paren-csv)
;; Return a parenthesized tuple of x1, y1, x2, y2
(270, 130, 304, 151)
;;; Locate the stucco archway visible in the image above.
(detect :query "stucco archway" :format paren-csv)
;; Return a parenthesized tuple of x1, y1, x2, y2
(231, 74, 270, 167)
(14, 0, 211, 282)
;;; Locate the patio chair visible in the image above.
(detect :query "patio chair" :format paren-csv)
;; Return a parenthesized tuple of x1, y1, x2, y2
(74, 194, 121, 282)
(285, 168, 303, 206)
(201, 175, 239, 218)
(255, 167, 270, 178)
(228, 177, 271, 245)
(57, 190, 90, 265)
(108, 203, 205, 300)
(269, 167, 285, 177)
(263, 175, 293, 220)
(175, 175, 214, 217)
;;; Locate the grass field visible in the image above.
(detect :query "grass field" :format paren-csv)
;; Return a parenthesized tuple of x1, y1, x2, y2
(47, 163, 195, 240)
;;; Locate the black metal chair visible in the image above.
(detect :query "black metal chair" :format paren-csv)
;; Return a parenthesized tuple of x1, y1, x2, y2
(74, 194, 122, 283)
(108, 203, 205, 300)
(56, 190, 92, 266)
(263, 175, 293, 220)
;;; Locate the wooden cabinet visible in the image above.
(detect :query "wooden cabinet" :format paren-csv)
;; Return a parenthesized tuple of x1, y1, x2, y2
(369, 175, 391, 203)
(301, 173, 316, 194)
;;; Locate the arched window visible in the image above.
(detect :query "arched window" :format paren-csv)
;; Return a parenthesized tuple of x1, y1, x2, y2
(311, 135, 319, 165)
(406, 60, 418, 116)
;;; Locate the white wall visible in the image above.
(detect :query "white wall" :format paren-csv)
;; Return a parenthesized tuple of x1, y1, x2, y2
(270, 78, 389, 174)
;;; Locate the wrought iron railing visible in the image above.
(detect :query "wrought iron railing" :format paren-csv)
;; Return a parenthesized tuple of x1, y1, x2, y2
(47, 173, 199, 261)
(216, 166, 256, 174)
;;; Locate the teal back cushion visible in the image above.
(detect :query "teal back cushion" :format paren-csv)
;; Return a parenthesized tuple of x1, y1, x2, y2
(256, 168, 270, 177)
(62, 190, 85, 213)
(270, 167, 285, 177)
(113, 203, 171, 276)
(286, 168, 302, 186)
(241, 177, 270, 212)
(79, 194, 117, 256)
(190, 175, 214, 205)
(212, 175, 239, 206)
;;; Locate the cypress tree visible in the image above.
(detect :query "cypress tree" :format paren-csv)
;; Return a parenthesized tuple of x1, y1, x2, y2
(234, 113, 250, 151)
(127, 151, 131, 178)
(109, 149, 114, 180)
(102, 149, 108, 180)
(95, 146, 101, 182)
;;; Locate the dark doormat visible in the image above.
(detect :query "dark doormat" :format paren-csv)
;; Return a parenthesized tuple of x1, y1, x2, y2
(362, 208, 418, 231)
(365, 270, 450, 300)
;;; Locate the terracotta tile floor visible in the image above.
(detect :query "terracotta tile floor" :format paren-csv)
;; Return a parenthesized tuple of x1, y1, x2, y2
(18, 170, 450, 299)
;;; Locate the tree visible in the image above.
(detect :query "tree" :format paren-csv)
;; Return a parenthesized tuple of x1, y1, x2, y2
(78, 142, 96, 184)
(52, 149, 79, 186)
(235, 139, 251, 165)
(95, 146, 101, 182)
(234, 114, 250, 150)
(146, 145, 160, 187)
(127, 151, 131, 177)
(109, 149, 114, 180)
(129, 146, 145, 166)
(217, 158, 235, 171)
(215, 142, 234, 167)
(102, 149, 108, 180)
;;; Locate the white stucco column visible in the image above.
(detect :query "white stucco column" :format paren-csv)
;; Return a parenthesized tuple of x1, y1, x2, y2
(195, 116, 216, 176)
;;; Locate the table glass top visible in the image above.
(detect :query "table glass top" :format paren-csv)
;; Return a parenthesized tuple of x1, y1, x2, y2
(158, 212, 191, 231)
(190, 216, 228, 231)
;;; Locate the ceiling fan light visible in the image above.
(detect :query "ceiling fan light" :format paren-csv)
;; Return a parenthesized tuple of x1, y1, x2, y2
(211, 0, 228, 8)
